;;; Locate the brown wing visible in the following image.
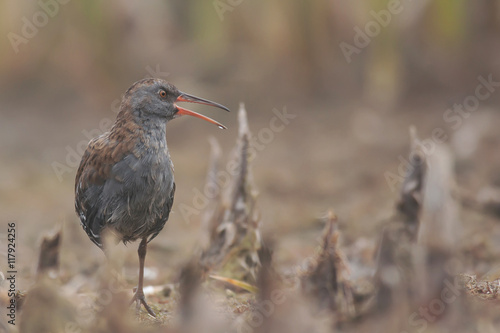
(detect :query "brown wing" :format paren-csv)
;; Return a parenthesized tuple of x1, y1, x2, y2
(74, 132, 137, 247)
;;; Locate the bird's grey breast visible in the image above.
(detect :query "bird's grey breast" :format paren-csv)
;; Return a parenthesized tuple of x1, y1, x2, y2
(103, 136, 175, 240)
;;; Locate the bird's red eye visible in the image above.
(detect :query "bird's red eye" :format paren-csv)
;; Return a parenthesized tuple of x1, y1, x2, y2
(159, 90, 167, 98)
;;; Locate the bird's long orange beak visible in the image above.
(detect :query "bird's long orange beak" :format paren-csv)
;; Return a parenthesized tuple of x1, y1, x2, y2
(175, 92, 229, 129)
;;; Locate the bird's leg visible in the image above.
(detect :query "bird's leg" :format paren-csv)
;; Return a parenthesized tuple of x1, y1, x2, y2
(129, 237, 156, 317)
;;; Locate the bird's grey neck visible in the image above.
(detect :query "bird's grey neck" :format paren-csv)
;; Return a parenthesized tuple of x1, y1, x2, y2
(112, 110, 169, 150)
(138, 117, 167, 135)
(139, 118, 168, 149)
(127, 107, 165, 133)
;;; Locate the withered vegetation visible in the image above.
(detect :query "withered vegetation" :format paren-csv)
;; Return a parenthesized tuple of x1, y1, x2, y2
(4, 109, 500, 333)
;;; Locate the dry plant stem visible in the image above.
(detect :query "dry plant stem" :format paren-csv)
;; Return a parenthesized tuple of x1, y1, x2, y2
(37, 229, 62, 278)
(199, 104, 262, 284)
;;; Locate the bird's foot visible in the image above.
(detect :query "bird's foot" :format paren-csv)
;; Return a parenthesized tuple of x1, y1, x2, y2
(129, 288, 156, 317)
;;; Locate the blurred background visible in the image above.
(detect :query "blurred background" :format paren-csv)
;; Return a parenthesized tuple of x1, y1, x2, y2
(1, 0, 500, 290)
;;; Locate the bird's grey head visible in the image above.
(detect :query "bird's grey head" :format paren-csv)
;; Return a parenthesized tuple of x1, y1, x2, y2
(123, 78, 180, 120)
(121, 78, 229, 128)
